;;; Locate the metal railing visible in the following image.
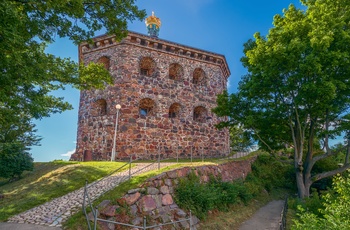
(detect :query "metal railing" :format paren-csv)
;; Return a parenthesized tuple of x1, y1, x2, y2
(82, 159, 194, 230)
(90, 206, 193, 230)
(81, 149, 250, 229)
(279, 196, 288, 230)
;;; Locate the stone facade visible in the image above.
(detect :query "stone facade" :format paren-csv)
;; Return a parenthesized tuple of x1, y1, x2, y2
(71, 31, 230, 161)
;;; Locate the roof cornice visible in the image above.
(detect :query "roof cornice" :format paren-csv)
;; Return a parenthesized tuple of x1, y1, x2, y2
(80, 31, 231, 79)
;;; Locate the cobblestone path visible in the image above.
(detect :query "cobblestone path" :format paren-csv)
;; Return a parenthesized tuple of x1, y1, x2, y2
(7, 163, 176, 228)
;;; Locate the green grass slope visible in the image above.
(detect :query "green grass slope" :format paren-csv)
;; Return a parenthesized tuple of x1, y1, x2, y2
(0, 161, 127, 221)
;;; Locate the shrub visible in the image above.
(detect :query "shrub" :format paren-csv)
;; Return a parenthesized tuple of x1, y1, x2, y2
(292, 171, 350, 230)
(0, 143, 34, 180)
(175, 172, 254, 219)
(247, 154, 295, 192)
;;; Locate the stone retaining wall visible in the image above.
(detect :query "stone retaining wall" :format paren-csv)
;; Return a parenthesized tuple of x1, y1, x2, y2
(95, 158, 255, 229)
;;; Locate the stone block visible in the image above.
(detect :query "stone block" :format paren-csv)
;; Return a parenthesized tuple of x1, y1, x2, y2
(100, 205, 118, 217)
(162, 194, 173, 206)
(164, 179, 172, 186)
(98, 200, 111, 209)
(97, 217, 115, 230)
(147, 187, 159, 195)
(160, 186, 169, 194)
(124, 192, 141, 205)
(131, 217, 143, 226)
(166, 170, 177, 179)
(160, 214, 172, 223)
(130, 204, 138, 216)
(139, 195, 157, 212)
(152, 194, 163, 208)
(176, 209, 187, 218)
(128, 188, 140, 194)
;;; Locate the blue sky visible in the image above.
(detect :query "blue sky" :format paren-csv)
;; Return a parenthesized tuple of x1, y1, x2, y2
(31, 0, 303, 162)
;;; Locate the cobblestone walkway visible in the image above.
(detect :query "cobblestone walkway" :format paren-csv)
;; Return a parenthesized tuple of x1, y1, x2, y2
(7, 163, 176, 228)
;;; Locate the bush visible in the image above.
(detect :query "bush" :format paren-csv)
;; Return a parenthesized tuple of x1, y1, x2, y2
(175, 171, 254, 219)
(292, 171, 350, 230)
(175, 154, 295, 220)
(247, 154, 295, 192)
(0, 143, 34, 180)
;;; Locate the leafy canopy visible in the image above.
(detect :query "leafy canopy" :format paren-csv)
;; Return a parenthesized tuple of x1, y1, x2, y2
(213, 0, 350, 198)
(0, 0, 146, 159)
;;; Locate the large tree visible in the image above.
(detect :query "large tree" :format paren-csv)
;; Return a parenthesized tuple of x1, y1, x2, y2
(213, 0, 350, 198)
(0, 1, 146, 158)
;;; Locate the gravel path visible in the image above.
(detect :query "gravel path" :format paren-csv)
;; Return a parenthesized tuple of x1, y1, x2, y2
(238, 200, 285, 230)
(7, 162, 176, 228)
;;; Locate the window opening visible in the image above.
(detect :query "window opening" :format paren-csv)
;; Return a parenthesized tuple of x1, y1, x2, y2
(193, 106, 207, 123)
(140, 57, 156, 77)
(192, 68, 205, 85)
(139, 98, 155, 117)
(169, 63, 183, 81)
(169, 103, 181, 118)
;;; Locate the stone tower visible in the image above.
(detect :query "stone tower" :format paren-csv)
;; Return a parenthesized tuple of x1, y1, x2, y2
(70, 12, 231, 161)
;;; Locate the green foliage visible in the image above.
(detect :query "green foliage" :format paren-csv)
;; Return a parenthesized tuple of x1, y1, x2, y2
(292, 171, 350, 230)
(175, 156, 294, 220)
(0, 143, 34, 180)
(228, 125, 254, 153)
(175, 172, 251, 220)
(0, 0, 145, 159)
(246, 154, 295, 192)
(212, 0, 350, 198)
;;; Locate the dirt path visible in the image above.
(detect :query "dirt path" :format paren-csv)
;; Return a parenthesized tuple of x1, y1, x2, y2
(238, 200, 284, 230)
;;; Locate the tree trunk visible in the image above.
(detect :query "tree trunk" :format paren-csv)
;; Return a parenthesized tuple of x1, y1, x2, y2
(296, 169, 313, 198)
(296, 170, 306, 198)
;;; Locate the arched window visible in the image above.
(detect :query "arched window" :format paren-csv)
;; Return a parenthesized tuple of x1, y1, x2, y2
(193, 106, 207, 123)
(169, 103, 181, 118)
(139, 57, 156, 77)
(92, 99, 107, 116)
(169, 63, 183, 81)
(192, 68, 205, 85)
(97, 56, 110, 70)
(139, 98, 155, 117)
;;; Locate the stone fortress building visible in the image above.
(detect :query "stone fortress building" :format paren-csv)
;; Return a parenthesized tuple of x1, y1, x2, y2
(70, 12, 230, 161)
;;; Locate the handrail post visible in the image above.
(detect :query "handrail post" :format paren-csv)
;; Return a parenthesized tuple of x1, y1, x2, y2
(93, 207, 98, 230)
(191, 147, 193, 163)
(129, 155, 132, 180)
(82, 180, 87, 212)
(143, 216, 147, 230)
(158, 146, 160, 170)
(177, 147, 179, 163)
(189, 210, 192, 230)
(202, 148, 204, 162)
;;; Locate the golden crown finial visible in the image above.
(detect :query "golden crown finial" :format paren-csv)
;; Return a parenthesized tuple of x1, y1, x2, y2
(145, 11, 161, 29)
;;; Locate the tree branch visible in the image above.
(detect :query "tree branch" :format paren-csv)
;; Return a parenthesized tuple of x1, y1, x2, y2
(251, 126, 275, 155)
(311, 163, 350, 182)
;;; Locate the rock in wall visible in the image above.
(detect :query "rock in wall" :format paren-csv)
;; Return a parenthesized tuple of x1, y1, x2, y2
(94, 158, 255, 229)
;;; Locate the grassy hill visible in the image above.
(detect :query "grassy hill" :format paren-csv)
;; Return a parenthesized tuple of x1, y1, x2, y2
(0, 161, 128, 221)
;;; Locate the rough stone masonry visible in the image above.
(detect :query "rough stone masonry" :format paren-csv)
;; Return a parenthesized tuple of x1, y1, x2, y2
(71, 27, 231, 161)
(95, 159, 254, 229)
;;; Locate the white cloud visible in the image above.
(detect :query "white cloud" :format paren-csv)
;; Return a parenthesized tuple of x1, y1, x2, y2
(61, 149, 75, 157)
(227, 79, 231, 89)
